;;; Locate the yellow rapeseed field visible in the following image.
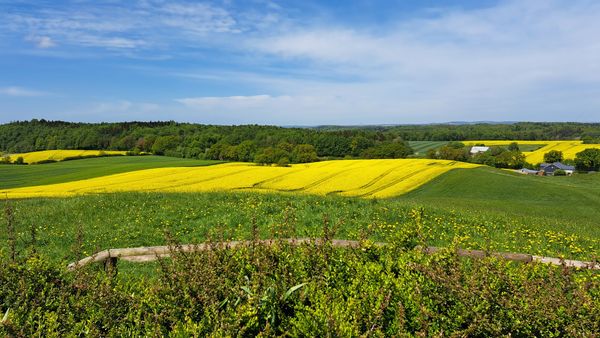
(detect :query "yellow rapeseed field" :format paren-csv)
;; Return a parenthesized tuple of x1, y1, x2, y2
(0, 159, 479, 199)
(464, 140, 600, 164)
(7, 150, 127, 164)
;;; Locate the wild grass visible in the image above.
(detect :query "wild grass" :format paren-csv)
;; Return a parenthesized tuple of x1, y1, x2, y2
(1, 189, 597, 268)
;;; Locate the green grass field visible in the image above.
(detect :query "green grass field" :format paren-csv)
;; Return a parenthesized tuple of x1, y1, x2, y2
(408, 141, 447, 155)
(0, 155, 221, 189)
(1, 184, 597, 266)
(401, 167, 600, 235)
(0, 158, 598, 269)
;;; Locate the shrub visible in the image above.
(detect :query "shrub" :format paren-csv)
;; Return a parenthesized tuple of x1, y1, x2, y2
(32, 159, 58, 164)
(277, 157, 290, 167)
(1, 235, 598, 336)
(553, 169, 566, 176)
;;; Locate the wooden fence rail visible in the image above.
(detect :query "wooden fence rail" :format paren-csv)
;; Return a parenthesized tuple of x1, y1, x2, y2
(67, 238, 599, 272)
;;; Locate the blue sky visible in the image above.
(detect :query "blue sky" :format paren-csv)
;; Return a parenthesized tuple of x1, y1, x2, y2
(1, 0, 599, 125)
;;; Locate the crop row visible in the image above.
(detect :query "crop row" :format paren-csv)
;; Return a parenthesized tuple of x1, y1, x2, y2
(0, 159, 479, 199)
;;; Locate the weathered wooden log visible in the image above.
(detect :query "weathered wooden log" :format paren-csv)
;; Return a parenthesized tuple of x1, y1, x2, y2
(67, 239, 599, 272)
(532, 255, 597, 269)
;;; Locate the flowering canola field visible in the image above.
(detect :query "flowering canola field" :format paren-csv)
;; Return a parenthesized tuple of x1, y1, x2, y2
(0, 159, 479, 199)
(7, 150, 127, 164)
(464, 140, 600, 164)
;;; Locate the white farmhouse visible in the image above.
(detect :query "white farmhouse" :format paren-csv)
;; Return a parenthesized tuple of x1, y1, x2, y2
(470, 146, 490, 155)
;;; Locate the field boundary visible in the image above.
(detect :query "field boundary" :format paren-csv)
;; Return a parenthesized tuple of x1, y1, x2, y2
(67, 238, 599, 272)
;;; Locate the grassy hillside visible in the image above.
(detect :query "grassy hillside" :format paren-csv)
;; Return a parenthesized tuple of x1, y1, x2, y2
(400, 167, 600, 237)
(1, 189, 597, 265)
(0, 156, 221, 189)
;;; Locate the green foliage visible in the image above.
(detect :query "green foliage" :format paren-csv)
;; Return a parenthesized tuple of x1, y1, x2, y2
(575, 148, 600, 172)
(151, 135, 180, 155)
(544, 150, 563, 163)
(429, 142, 469, 161)
(277, 157, 290, 167)
(0, 239, 598, 336)
(321, 122, 600, 141)
(0, 120, 409, 163)
(361, 141, 413, 159)
(553, 169, 567, 176)
(465, 146, 526, 169)
(254, 147, 289, 165)
(291, 144, 318, 163)
(582, 134, 600, 144)
(507, 141, 520, 151)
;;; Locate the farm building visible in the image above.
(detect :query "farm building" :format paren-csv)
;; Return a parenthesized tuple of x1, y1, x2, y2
(540, 162, 575, 176)
(470, 146, 490, 154)
(518, 168, 540, 175)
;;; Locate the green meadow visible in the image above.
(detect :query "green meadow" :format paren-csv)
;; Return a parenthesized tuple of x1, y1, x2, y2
(2, 164, 598, 265)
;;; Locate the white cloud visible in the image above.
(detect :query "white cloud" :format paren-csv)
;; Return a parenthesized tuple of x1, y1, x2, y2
(0, 86, 47, 97)
(238, 0, 600, 122)
(27, 35, 56, 48)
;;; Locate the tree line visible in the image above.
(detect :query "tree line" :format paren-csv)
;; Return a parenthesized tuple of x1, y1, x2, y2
(0, 120, 413, 164)
(2, 120, 600, 165)
(318, 122, 600, 141)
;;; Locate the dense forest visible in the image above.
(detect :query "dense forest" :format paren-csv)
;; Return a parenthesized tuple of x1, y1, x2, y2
(1, 120, 600, 164)
(317, 122, 600, 142)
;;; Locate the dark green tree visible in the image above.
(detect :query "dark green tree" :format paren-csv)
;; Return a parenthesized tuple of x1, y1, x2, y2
(543, 150, 563, 163)
(508, 142, 520, 152)
(291, 144, 318, 163)
(151, 136, 180, 155)
(574, 148, 600, 171)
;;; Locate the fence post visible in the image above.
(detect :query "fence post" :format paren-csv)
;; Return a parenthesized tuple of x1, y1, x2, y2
(104, 256, 118, 276)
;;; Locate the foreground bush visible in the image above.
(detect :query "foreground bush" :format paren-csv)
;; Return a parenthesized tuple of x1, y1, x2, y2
(1, 239, 598, 336)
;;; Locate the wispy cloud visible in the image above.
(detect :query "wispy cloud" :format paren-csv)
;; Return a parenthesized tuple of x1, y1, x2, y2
(177, 94, 283, 106)
(1, 1, 282, 53)
(0, 86, 48, 97)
